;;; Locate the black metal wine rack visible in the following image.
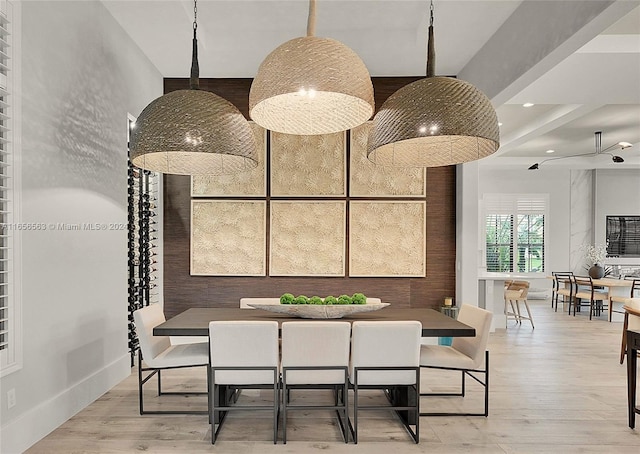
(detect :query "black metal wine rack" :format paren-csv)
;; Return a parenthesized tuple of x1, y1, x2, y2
(127, 142, 159, 366)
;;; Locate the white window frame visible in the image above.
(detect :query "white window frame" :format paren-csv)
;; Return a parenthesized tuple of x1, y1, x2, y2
(0, 0, 22, 377)
(482, 193, 548, 276)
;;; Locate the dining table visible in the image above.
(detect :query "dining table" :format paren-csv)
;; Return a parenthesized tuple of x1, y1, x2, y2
(153, 306, 476, 338)
(154, 306, 476, 426)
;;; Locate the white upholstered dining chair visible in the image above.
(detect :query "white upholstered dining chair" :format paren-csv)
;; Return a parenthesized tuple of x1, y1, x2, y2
(281, 321, 351, 443)
(420, 304, 492, 416)
(133, 304, 209, 415)
(208, 321, 280, 444)
(349, 320, 422, 444)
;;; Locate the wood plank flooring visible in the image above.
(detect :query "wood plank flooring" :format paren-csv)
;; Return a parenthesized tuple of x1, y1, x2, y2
(26, 300, 640, 453)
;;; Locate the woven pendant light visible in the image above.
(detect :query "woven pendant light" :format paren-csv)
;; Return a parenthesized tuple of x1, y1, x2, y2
(249, 0, 374, 135)
(367, 1, 499, 167)
(130, 1, 257, 175)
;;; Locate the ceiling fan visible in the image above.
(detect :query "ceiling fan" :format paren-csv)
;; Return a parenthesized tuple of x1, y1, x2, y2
(528, 131, 632, 170)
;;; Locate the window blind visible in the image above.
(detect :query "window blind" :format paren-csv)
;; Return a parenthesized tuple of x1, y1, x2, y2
(484, 194, 548, 273)
(0, 1, 12, 367)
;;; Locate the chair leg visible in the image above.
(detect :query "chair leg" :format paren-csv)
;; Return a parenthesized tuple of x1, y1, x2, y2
(282, 381, 288, 444)
(419, 351, 489, 417)
(523, 300, 534, 329)
(138, 352, 144, 415)
(353, 383, 359, 444)
(273, 379, 279, 444)
(484, 350, 490, 417)
(621, 313, 629, 364)
(609, 298, 613, 322)
(214, 380, 217, 445)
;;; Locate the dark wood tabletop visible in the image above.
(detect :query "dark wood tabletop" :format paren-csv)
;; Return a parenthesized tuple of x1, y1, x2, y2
(153, 307, 476, 338)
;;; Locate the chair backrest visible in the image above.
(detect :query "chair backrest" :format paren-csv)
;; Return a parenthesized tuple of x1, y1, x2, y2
(451, 304, 493, 369)
(630, 279, 640, 298)
(627, 298, 640, 330)
(552, 272, 574, 292)
(281, 321, 351, 385)
(209, 321, 279, 385)
(239, 297, 281, 309)
(350, 321, 421, 386)
(504, 280, 530, 299)
(133, 304, 171, 363)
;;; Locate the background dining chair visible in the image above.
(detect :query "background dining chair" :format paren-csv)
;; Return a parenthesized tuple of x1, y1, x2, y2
(552, 272, 574, 312)
(281, 321, 351, 444)
(419, 304, 492, 417)
(504, 280, 534, 328)
(620, 298, 640, 364)
(610, 278, 640, 322)
(574, 276, 609, 320)
(208, 321, 280, 445)
(349, 320, 421, 444)
(133, 304, 209, 415)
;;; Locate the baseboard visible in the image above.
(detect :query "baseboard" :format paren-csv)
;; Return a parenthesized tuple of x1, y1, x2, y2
(0, 353, 130, 454)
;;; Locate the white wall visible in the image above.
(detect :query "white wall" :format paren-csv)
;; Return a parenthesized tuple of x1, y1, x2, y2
(0, 2, 162, 453)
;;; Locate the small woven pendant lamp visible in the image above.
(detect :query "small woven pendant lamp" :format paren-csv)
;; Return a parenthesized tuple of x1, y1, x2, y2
(130, 0, 257, 175)
(249, 0, 374, 135)
(367, 1, 499, 167)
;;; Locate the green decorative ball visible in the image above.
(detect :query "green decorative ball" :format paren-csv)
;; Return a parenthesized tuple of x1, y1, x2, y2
(309, 296, 323, 305)
(324, 296, 338, 305)
(337, 294, 352, 305)
(294, 295, 309, 305)
(352, 293, 367, 305)
(280, 293, 295, 305)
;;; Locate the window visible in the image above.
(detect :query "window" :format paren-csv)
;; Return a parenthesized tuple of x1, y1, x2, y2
(484, 194, 547, 274)
(1, 0, 20, 376)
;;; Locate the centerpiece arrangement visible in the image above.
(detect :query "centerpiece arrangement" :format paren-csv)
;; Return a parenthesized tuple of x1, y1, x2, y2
(247, 292, 389, 319)
(581, 244, 610, 279)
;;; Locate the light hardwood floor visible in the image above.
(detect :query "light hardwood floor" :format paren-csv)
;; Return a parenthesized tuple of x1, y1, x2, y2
(27, 300, 640, 453)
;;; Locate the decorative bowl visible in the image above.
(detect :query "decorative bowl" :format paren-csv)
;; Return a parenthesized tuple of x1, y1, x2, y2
(246, 303, 390, 319)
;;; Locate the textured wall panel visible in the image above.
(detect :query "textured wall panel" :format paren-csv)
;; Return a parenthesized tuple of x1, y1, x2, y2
(349, 201, 426, 277)
(270, 201, 346, 276)
(191, 200, 266, 276)
(270, 131, 346, 196)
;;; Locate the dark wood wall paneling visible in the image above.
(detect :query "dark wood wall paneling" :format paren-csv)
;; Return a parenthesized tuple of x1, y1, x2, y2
(162, 78, 455, 318)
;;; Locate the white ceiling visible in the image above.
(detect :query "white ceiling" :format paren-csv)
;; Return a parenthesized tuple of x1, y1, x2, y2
(103, 0, 640, 170)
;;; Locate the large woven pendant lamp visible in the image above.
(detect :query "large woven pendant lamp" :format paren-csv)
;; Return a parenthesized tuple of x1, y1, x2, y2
(130, 0, 257, 175)
(367, 1, 499, 167)
(249, 0, 374, 135)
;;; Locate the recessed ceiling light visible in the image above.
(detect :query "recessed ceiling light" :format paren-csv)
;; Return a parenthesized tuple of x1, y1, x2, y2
(619, 141, 633, 148)
(546, 149, 555, 154)
(522, 103, 535, 108)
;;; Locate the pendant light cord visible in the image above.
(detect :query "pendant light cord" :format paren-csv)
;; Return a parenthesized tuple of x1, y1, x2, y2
(307, 0, 316, 37)
(190, 0, 200, 89)
(426, 0, 435, 78)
